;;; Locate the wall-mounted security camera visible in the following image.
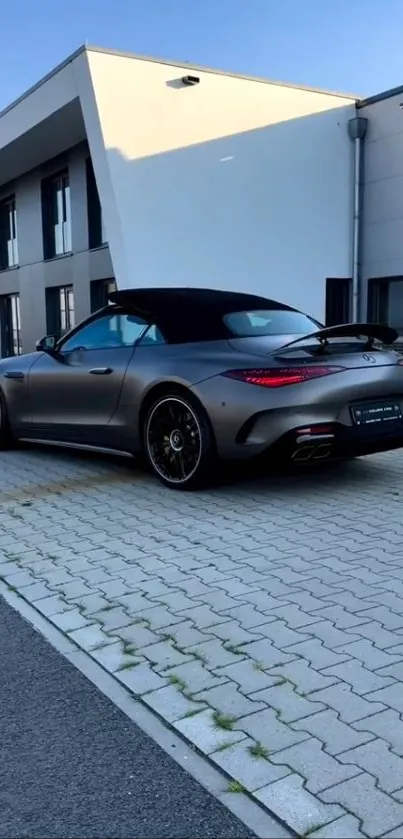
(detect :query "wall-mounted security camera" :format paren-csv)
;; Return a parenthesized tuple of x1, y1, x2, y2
(181, 75, 200, 86)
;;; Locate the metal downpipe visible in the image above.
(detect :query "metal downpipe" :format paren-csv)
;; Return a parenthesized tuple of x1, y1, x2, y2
(348, 116, 368, 323)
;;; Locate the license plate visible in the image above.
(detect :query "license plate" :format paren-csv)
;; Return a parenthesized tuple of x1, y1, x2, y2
(351, 402, 403, 426)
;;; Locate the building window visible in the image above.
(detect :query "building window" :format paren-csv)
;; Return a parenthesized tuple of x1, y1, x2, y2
(368, 277, 403, 335)
(325, 278, 352, 326)
(0, 196, 18, 270)
(86, 157, 106, 249)
(0, 293, 21, 357)
(90, 278, 117, 312)
(46, 285, 75, 336)
(42, 171, 72, 259)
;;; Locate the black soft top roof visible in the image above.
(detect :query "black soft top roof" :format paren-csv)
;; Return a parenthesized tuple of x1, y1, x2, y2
(109, 287, 294, 343)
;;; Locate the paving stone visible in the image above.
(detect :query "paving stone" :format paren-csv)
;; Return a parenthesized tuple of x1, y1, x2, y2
(365, 684, 403, 715)
(174, 709, 246, 754)
(256, 773, 345, 836)
(194, 683, 267, 718)
(222, 604, 274, 629)
(116, 662, 168, 694)
(281, 592, 328, 613)
(15, 581, 55, 602)
(32, 594, 73, 617)
(2, 569, 37, 588)
(269, 603, 322, 628)
(134, 605, 184, 630)
(113, 623, 161, 649)
(309, 682, 386, 723)
(141, 640, 192, 669)
(186, 638, 246, 668)
(322, 659, 396, 695)
(115, 591, 151, 614)
(214, 659, 282, 694)
(234, 707, 309, 753)
(358, 606, 403, 631)
(253, 680, 328, 727)
(57, 580, 95, 599)
(380, 825, 403, 838)
(307, 619, 362, 650)
(285, 638, 351, 670)
(95, 579, 130, 598)
(49, 608, 91, 633)
(72, 593, 112, 615)
(308, 814, 367, 837)
(67, 613, 116, 646)
(268, 659, 339, 695)
(335, 639, 403, 670)
(320, 772, 403, 837)
(270, 736, 360, 794)
(338, 739, 403, 794)
(92, 607, 134, 632)
(166, 660, 229, 694)
(90, 642, 141, 673)
(376, 662, 403, 683)
(165, 620, 216, 648)
(347, 621, 403, 651)
(175, 604, 229, 629)
(235, 639, 296, 669)
(252, 619, 312, 648)
(292, 709, 374, 756)
(143, 685, 207, 722)
(204, 619, 263, 646)
(210, 737, 290, 792)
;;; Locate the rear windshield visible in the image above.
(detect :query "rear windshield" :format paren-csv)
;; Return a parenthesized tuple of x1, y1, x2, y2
(224, 309, 321, 337)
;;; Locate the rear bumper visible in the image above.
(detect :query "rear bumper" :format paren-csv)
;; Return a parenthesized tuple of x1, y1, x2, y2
(270, 418, 403, 464)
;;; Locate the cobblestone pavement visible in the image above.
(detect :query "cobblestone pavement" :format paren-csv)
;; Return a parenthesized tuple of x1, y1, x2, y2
(3, 447, 403, 837)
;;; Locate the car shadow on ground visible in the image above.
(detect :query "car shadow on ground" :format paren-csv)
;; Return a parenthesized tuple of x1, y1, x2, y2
(16, 441, 397, 499)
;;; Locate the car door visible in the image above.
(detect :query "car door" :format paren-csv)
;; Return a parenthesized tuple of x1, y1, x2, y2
(27, 310, 148, 447)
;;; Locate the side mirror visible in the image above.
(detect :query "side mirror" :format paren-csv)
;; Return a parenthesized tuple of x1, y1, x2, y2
(36, 334, 58, 353)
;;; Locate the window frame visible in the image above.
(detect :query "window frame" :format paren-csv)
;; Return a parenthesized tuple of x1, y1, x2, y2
(86, 157, 106, 250)
(0, 195, 19, 270)
(56, 308, 150, 355)
(42, 170, 72, 259)
(46, 285, 75, 337)
(0, 292, 22, 357)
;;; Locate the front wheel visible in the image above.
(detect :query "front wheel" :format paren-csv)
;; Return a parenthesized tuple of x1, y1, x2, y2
(143, 393, 216, 489)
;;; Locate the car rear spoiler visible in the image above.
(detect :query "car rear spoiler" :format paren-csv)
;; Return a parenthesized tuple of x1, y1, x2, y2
(275, 322, 398, 353)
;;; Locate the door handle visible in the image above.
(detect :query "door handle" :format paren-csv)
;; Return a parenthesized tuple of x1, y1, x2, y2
(89, 367, 112, 375)
(4, 371, 24, 380)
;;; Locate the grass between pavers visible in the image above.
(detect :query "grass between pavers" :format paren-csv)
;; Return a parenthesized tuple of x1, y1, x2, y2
(212, 711, 237, 731)
(248, 742, 270, 759)
(227, 780, 247, 793)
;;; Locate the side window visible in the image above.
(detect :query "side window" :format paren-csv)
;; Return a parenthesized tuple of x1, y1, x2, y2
(138, 324, 166, 346)
(59, 313, 147, 353)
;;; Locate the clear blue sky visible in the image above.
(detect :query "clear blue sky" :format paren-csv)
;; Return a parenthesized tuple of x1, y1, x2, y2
(1, 0, 403, 110)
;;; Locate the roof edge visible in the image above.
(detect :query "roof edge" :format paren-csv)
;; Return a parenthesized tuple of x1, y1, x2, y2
(0, 42, 358, 123)
(0, 45, 87, 121)
(85, 43, 359, 100)
(358, 84, 403, 108)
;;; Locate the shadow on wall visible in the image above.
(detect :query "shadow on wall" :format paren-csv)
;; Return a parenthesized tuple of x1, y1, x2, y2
(101, 105, 354, 321)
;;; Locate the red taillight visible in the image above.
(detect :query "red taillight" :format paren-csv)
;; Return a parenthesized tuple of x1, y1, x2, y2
(222, 366, 345, 388)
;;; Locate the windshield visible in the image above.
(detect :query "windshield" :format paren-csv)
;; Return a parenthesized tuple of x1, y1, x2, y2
(224, 309, 321, 337)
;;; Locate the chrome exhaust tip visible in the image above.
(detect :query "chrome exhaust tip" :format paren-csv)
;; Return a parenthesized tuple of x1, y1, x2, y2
(312, 443, 333, 460)
(292, 445, 315, 462)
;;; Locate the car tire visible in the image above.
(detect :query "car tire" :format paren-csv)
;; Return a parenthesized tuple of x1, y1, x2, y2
(0, 391, 14, 450)
(143, 392, 217, 490)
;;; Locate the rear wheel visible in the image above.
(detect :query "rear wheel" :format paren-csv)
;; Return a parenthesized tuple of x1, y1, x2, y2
(143, 393, 216, 489)
(0, 392, 14, 450)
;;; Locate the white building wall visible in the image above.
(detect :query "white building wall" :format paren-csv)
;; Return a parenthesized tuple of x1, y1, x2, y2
(76, 50, 356, 322)
(358, 94, 403, 320)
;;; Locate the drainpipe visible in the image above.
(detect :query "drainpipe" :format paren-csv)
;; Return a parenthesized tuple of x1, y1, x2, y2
(348, 116, 368, 322)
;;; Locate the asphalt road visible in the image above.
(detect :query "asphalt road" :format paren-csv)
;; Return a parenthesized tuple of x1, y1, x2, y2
(0, 596, 254, 839)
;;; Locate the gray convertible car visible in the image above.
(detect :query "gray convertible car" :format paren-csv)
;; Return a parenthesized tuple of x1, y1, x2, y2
(0, 286, 402, 490)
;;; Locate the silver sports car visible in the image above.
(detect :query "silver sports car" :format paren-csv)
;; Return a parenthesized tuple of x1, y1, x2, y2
(0, 286, 402, 490)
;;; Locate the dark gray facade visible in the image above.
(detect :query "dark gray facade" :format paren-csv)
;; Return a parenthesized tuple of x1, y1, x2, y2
(0, 141, 114, 356)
